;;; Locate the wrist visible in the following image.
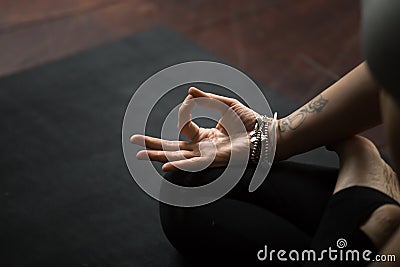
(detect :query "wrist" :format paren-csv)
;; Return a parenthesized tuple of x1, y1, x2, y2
(274, 118, 288, 161)
(248, 113, 278, 166)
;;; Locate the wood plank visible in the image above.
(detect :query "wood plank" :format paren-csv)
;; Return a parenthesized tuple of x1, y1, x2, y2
(0, 0, 116, 31)
(161, 0, 362, 103)
(0, 0, 159, 77)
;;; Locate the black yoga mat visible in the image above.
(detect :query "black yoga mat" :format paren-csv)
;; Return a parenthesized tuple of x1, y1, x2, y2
(0, 27, 337, 265)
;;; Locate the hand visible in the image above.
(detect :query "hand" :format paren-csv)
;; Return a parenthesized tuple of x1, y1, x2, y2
(130, 87, 257, 171)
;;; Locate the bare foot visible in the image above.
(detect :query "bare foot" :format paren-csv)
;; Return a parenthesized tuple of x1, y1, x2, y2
(331, 135, 400, 249)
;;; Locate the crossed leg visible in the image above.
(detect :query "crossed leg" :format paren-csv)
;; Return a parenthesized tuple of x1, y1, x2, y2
(332, 135, 400, 250)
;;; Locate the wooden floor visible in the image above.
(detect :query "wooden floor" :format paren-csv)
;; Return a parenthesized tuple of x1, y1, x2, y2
(0, 0, 386, 152)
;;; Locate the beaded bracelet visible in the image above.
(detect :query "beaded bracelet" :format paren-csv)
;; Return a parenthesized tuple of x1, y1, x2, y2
(249, 112, 278, 167)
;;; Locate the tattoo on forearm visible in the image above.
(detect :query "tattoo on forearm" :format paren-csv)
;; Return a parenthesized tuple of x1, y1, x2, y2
(279, 94, 328, 132)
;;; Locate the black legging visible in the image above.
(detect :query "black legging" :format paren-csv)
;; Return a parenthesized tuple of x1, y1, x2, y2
(159, 162, 338, 266)
(159, 162, 400, 266)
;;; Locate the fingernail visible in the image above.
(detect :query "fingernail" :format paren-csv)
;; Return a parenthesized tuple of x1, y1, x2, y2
(162, 163, 169, 171)
(136, 151, 146, 160)
(130, 135, 137, 143)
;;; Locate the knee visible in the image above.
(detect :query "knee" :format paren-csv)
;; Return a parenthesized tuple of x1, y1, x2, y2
(361, 204, 400, 248)
(159, 171, 217, 257)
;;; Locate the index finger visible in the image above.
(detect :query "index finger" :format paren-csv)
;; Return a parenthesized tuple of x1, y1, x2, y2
(178, 94, 200, 140)
(130, 134, 191, 151)
(189, 87, 238, 106)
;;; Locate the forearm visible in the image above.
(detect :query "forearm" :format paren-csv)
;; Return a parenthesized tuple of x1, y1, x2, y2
(276, 62, 381, 160)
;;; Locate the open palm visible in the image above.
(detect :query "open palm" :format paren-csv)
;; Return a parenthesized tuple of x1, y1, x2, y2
(130, 87, 257, 172)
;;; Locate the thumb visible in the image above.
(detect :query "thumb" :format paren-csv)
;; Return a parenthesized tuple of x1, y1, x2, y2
(188, 87, 237, 106)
